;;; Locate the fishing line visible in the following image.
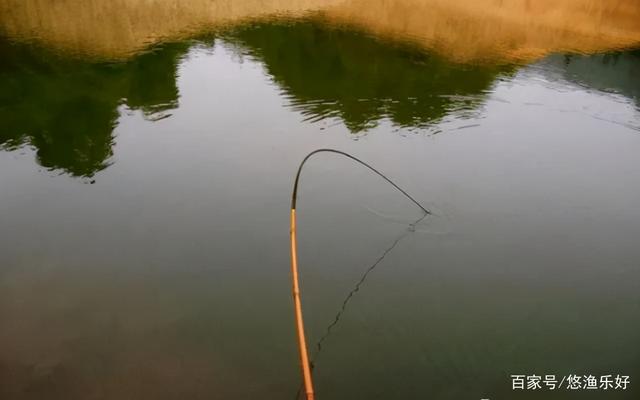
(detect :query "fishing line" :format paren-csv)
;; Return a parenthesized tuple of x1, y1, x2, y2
(311, 213, 428, 359)
(289, 149, 429, 400)
(293, 213, 427, 400)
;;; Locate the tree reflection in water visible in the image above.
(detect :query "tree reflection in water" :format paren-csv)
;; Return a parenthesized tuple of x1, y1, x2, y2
(1, 21, 638, 177)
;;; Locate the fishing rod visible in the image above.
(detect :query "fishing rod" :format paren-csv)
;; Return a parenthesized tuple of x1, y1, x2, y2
(289, 149, 430, 400)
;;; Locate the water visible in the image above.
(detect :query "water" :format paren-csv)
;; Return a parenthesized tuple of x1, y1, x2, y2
(1, 9, 640, 400)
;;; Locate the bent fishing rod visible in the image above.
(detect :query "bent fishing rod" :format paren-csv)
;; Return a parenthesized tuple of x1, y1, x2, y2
(289, 149, 429, 400)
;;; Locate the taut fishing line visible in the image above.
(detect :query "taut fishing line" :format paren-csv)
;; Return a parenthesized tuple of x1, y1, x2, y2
(289, 149, 429, 400)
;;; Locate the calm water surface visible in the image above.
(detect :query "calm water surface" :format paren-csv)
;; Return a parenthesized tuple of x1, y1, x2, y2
(1, 15, 640, 400)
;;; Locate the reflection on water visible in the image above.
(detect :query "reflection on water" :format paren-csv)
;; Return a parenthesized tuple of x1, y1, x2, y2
(0, 0, 639, 62)
(225, 21, 514, 132)
(0, 39, 188, 176)
(1, 21, 510, 177)
(538, 50, 640, 107)
(2, 20, 639, 177)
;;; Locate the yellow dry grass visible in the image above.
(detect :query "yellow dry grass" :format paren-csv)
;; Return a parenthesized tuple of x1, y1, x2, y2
(0, 0, 343, 58)
(0, 0, 639, 62)
(325, 0, 640, 63)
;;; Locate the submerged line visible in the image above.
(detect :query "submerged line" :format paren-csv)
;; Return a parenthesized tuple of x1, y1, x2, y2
(294, 213, 427, 400)
(311, 213, 428, 360)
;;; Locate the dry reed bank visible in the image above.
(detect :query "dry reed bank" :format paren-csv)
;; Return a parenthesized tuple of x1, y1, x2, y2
(0, 0, 639, 62)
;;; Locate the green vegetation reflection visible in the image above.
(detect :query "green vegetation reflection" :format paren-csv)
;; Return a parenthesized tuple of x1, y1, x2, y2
(1, 20, 639, 178)
(0, 38, 189, 177)
(225, 20, 514, 132)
